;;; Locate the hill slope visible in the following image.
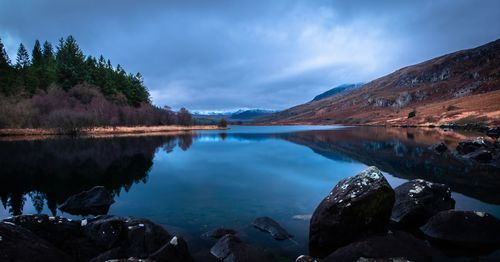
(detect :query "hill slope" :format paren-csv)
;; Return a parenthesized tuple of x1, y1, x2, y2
(263, 39, 500, 126)
(312, 83, 364, 101)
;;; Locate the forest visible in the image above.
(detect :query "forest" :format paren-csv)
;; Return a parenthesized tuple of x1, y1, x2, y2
(0, 36, 193, 130)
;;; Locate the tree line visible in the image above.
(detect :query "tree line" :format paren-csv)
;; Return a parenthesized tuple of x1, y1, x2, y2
(0, 36, 194, 129)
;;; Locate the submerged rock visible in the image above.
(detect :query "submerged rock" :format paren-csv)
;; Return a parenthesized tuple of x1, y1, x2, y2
(324, 231, 442, 262)
(203, 228, 237, 239)
(465, 149, 493, 163)
(309, 166, 395, 258)
(391, 179, 455, 227)
(429, 142, 448, 153)
(60, 186, 115, 216)
(210, 234, 275, 262)
(0, 221, 73, 262)
(420, 210, 500, 249)
(253, 216, 292, 240)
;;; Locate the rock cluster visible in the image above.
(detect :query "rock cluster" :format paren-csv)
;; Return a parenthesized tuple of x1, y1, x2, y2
(0, 215, 193, 262)
(304, 166, 499, 261)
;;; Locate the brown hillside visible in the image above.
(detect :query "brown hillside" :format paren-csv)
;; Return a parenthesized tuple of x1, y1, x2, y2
(263, 39, 500, 126)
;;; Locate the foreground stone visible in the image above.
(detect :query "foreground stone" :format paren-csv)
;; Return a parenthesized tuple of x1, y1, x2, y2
(420, 210, 500, 249)
(309, 166, 395, 258)
(0, 221, 73, 262)
(253, 216, 292, 240)
(391, 179, 455, 228)
(1, 215, 193, 262)
(59, 186, 115, 216)
(324, 231, 442, 262)
(210, 234, 275, 262)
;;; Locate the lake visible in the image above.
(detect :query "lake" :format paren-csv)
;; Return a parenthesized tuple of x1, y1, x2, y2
(0, 125, 499, 260)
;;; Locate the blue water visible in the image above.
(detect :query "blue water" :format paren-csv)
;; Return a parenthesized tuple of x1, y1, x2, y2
(0, 126, 498, 260)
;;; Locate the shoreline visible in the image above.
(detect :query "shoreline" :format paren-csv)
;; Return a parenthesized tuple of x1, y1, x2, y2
(0, 125, 225, 137)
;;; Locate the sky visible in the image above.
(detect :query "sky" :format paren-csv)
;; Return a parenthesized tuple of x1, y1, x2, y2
(1, 0, 499, 111)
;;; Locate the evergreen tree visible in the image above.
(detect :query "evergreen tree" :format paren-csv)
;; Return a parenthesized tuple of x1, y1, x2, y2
(0, 37, 13, 94)
(31, 40, 43, 67)
(56, 35, 87, 90)
(16, 43, 30, 69)
(0, 37, 10, 67)
(40, 40, 56, 89)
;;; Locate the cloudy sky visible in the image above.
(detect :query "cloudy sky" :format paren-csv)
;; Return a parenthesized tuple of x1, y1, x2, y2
(1, 0, 499, 111)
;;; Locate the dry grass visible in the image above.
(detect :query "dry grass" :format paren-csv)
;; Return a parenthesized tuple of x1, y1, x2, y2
(0, 125, 223, 138)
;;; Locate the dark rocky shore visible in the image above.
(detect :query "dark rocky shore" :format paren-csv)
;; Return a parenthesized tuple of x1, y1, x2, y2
(1, 163, 500, 261)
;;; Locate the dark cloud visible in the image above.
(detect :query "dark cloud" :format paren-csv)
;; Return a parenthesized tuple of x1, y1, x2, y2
(1, 0, 499, 110)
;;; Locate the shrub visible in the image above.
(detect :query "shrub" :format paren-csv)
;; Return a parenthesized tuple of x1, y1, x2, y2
(408, 110, 416, 118)
(218, 118, 228, 128)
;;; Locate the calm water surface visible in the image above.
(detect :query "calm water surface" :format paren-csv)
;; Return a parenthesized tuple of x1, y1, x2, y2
(0, 126, 499, 260)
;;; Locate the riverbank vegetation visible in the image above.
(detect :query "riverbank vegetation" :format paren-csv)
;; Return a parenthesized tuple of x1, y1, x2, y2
(0, 36, 195, 131)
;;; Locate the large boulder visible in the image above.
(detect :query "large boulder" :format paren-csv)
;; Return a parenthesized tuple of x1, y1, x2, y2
(0, 221, 73, 262)
(420, 210, 500, 249)
(60, 186, 115, 216)
(252, 217, 292, 240)
(465, 149, 493, 163)
(391, 179, 455, 228)
(309, 166, 395, 258)
(323, 231, 442, 262)
(210, 234, 275, 262)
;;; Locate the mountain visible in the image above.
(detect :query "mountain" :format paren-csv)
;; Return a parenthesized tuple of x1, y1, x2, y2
(312, 83, 364, 101)
(262, 39, 500, 126)
(193, 109, 275, 124)
(230, 109, 275, 120)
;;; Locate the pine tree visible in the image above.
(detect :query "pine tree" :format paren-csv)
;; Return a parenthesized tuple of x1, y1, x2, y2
(0, 37, 10, 68)
(31, 40, 43, 67)
(0, 37, 13, 94)
(56, 35, 87, 89)
(16, 43, 30, 69)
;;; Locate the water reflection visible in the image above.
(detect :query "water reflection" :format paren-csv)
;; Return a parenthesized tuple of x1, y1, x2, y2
(0, 126, 498, 219)
(276, 127, 500, 204)
(0, 135, 194, 216)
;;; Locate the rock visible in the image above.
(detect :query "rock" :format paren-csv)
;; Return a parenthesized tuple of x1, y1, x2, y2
(203, 228, 237, 239)
(84, 216, 126, 250)
(252, 217, 292, 240)
(60, 186, 115, 216)
(309, 166, 395, 258)
(4, 214, 101, 261)
(465, 149, 493, 163)
(149, 236, 194, 262)
(486, 127, 500, 140)
(420, 210, 500, 249)
(356, 258, 411, 262)
(210, 234, 275, 262)
(456, 137, 487, 155)
(391, 179, 455, 227)
(324, 231, 442, 262)
(295, 255, 319, 262)
(85, 216, 172, 260)
(429, 143, 448, 153)
(0, 221, 73, 262)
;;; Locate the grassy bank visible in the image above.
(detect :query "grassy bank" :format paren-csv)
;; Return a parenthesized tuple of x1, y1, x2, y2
(0, 125, 224, 137)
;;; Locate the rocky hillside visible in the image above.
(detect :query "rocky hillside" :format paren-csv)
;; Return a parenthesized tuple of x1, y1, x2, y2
(263, 39, 500, 126)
